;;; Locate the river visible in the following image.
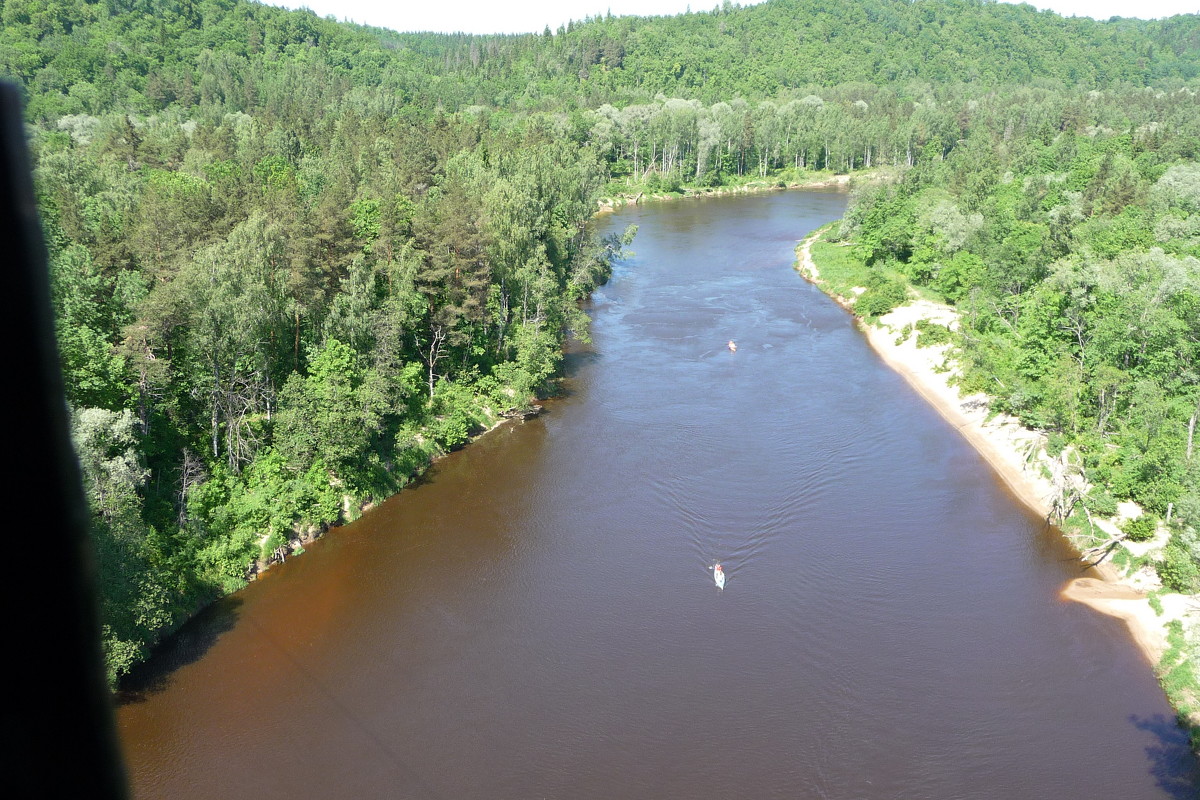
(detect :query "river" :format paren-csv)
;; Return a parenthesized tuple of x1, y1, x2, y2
(117, 190, 1199, 799)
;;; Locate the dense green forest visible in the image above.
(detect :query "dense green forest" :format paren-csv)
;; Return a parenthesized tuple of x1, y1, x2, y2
(3, 0, 1200, 698)
(378, 0, 1200, 105)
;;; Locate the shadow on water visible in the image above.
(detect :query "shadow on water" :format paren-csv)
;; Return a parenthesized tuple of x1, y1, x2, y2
(559, 347, 599, 380)
(1130, 714, 1200, 798)
(116, 596, 244, 704)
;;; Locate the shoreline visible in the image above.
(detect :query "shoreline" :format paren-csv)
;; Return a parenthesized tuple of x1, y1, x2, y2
(795, 228, 1185, 672)
(596, 173, 852, 213)
(127, 405, 534, 673)
(249, 404, 534, 580)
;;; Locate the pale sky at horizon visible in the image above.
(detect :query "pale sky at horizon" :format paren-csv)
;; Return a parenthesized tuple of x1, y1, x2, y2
(268, 0, 1198, 36)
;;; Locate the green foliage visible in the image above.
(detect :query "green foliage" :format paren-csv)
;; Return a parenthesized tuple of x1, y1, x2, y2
(1148, 590, 1165, 617)
(932, 251, 986, 304)
(1111, 546, 1131, 573)
(382, 1, 1199, 107)
(393, 425, 435, 478)
(275, 339, 379, 477)
(71, 407, 146, 521)
(914, 319, 952, 349)
(806, 233, 872, 300)
(429, 379, 484, 451)
(854, 272, 909, 318)
(17, 0, 640, 683)
(509, 321, 561, 397)
(1122, 514, 1158, 543)
(1085, 487, 1119, 517)
(832, 78, 1200, 614)
(1157, 539, 1200, 594)
(1156, 619, 1200, 749)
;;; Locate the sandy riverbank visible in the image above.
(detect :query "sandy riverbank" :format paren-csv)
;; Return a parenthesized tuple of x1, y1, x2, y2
(795, 229, 1190, 671)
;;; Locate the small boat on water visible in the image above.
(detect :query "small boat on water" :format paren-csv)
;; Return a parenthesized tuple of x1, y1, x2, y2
(727, 340, 737, 352)
(713, 563, 725, 590)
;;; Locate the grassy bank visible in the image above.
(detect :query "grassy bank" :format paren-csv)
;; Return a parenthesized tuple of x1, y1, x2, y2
(598, 168, 853, 211)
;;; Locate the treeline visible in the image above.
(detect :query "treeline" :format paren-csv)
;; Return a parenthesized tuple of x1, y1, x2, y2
(584, 83, 1200, 189)
(820, 95, 1200, 737)
(44, 105, 630, 680)
(6, 0, 1200, 126)
(378, 0, 1200, 107)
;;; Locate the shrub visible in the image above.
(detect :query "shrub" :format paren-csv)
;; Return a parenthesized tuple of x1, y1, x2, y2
(102, 628, 144, 687)
(914, 318, 952, 347)
(194, 527, 257, 594)
(430, 414, 470, 450)
(1157, 541, 1199, 593)
(430, 379, 483, 451)
(394, 426, 433, 476)
(1085, 487, 1119, 517)
(1123, 514, 1157, 543)
(855, 276, 908, 317)
(261, 530, 286, 558)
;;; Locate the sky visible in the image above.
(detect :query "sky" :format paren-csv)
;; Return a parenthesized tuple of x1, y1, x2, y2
(268, 0, 1198, 36)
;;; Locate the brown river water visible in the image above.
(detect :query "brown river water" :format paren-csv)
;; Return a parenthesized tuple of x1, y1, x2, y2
(117, 190, 1199, 799)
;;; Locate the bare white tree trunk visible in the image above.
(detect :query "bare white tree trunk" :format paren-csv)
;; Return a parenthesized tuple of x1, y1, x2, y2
(1188, 400, 1198, 462)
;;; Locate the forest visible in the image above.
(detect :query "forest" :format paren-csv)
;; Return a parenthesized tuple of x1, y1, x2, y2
(2, 0, 1199, 699)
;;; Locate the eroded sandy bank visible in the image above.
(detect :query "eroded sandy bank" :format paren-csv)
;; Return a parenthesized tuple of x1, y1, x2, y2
(795, 228, 1189, 670)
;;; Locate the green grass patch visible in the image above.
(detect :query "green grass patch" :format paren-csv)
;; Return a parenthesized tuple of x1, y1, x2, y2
(1111, 546, 1131, 573)
(1156, 619, 1200, 750)
(1148, 590, 1165, 616)
(805, 232, 916, 320)
(807, 233, 872, 299)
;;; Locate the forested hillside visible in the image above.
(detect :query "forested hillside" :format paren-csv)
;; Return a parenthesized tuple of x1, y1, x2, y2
(3, 0, 1199, 691)
(381, 0, 1200, 105)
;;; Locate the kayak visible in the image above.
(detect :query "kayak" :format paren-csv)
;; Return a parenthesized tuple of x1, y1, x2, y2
(713, 564, 725, 590)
